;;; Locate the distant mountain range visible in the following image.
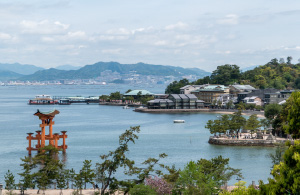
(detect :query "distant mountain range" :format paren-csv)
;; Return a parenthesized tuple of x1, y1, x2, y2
(55, 65, 82, 70)
(18, 62, 211, 81)
(0, 63, 44, 75)
(0, 70, 24, 80)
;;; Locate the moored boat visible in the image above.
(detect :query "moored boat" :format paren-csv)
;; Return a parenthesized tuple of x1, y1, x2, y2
(28, 95, 57, 105)
(174, 120, 185, 123)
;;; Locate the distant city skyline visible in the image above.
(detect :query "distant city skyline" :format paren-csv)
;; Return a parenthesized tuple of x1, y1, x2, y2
(1, 0, 300, 71)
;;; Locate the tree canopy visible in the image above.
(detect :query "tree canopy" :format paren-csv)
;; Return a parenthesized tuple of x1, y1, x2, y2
(281, 91, 300, 139)
(165, 57, 300, 93)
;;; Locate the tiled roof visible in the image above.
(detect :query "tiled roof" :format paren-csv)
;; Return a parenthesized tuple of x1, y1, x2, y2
(124, 90, 154, 96)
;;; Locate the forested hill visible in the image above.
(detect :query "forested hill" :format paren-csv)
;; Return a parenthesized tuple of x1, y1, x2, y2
(19, 62, 210, 81)
(166, 57, 300, 93)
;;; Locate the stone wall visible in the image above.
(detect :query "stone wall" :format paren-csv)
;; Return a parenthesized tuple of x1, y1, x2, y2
(208, 137, 285, 147)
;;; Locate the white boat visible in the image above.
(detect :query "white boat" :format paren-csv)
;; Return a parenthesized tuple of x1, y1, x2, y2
(174, 120, 185, 123)
(123, 105, 130, 109)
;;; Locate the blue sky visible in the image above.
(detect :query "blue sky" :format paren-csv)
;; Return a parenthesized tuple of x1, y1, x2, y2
(1, 0, 300, 71)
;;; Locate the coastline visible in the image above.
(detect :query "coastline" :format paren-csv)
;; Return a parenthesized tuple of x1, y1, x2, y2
(134, 108, 265, 117)
(208, 136, 293, 147)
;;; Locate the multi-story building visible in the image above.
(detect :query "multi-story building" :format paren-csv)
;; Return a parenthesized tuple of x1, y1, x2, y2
(147, 94, 204, 109)
(180, 85, 205, 94)
(229, 85, 256, 97)
(191, 85, 229, 106)
(264, 90, 294, 104)
(243, 96, 263, 106)
(237, 89, 278, 104)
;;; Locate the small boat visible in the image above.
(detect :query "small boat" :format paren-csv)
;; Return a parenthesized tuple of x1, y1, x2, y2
(123, 105, 130, 109)
(174, 120, 185, 123)
(58, 99, 71, 105)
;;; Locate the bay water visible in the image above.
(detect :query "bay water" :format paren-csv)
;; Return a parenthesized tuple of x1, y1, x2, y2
(0, 84, 274, 186)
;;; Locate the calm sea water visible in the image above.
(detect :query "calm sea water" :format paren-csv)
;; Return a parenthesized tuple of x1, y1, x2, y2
(0, 84, 274, 186)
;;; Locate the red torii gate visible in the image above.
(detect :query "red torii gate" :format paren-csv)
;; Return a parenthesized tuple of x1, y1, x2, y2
(26, 109, 68, 155)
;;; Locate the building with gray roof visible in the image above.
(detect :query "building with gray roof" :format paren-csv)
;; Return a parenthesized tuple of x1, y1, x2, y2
(147, 94, 203, 109)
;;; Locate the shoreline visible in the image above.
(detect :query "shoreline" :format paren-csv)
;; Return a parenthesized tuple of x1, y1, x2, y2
(208, 136, 293, 147)
(134, 108, 265, 117)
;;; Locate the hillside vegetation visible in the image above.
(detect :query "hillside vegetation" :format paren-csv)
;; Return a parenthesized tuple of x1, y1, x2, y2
(166, 57, 300, 93)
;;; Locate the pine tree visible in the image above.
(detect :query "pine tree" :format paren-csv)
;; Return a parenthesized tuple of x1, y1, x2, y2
(4, 170, 15, 193)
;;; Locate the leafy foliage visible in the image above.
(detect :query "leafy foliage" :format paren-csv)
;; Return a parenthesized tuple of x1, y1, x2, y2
(210, 64, 241, 85)
(95, 126, 140, 194)
(206, 111, 246, 138)
(281, 91, 300, 138)
(165, 78, 189, 94)
(128, 184, 157, 195)
(80, 160, 95, 189)
(165, 57, 300, 93)
(19, 145, 65, 192)
(4, 170, 15, 191)
(259, 141, 300, 194)
(175, 156, 242, 195)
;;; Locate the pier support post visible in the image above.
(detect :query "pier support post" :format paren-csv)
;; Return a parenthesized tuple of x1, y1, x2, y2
(26, 133, 34, 155)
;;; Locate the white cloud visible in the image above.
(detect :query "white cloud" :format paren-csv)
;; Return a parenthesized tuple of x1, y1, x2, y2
(0, 32, 12, 40)
(106, 28, 132, 35)
(284, 46, 300, 50)
(217, 14, 239, 25)
(154, 40, 168, 46)
(216, 50, 231, 54)
(101, 48, 122, 54)
(165, 22, 188, 30)
(66, 31, 87, 39)
(20, 20, 69, 35)
(98, 35, 129, 41)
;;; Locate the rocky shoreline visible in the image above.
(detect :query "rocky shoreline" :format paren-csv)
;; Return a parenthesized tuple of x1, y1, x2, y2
(208, 136, 292, 147)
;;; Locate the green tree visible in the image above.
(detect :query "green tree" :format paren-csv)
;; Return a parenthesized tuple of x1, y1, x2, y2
(269, 143, 287, 169)
(4, 170, 15, 192)
(80, 160, 95, 189)
(260, 141, 300, 194)
(194, 76, 211, 85)
(282, 91, 300, 138)
(19, 156, 35, 192)
(74, 171, 84, 194)
(226, 100, 233, 109)
(235, 102, 245, 110)
(95, 126, 140, 195)
(99, 95, 109, 101)
(129, 184, 157, 195)
(69, 168, 76, 189)
(109, 91, 123, 100)
(56, 171, 67, 195)
(210, 64, 241, 85)
(125, 89, 132, 94)
(165, 79, 189, 94)
(264, 103, 282, 122)
(20, 145, 65, 194)
(245, 114, 261, 138)
(230, 111, 246, 138)
(176, 156, 242, 195)
(287, 56, 293, 65)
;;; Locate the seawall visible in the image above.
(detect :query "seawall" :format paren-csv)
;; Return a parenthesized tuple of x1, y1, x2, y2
(208, 137, 289, 147)
(134, 108, 264, 116)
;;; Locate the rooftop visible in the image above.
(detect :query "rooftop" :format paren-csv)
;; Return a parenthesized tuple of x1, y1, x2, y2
(124, 89, 154, 96)
(231, 85, 255, 90)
